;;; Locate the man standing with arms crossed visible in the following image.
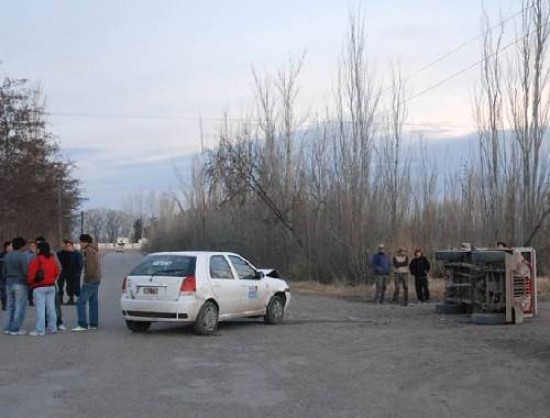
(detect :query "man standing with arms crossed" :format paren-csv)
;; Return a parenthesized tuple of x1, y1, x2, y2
(72, 234, 101, 331)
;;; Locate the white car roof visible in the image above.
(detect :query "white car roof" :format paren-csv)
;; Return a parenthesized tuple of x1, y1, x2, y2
(147, 251, 240, 257)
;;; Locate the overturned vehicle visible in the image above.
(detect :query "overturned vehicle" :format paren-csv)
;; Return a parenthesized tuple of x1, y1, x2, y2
(435, 246, 537, 325)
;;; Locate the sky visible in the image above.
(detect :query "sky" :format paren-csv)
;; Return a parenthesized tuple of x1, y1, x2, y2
(0, 0, 522, 208)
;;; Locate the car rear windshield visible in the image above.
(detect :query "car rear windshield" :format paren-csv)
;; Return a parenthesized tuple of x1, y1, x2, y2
(130, 255, 196, 277)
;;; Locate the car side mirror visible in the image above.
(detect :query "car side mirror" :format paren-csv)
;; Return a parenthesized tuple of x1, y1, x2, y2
(254, 271, 265, 280)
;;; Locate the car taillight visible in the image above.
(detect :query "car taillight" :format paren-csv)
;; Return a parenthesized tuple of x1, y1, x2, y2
(122, 277, 127, 291)
(180, 275, 196, 293)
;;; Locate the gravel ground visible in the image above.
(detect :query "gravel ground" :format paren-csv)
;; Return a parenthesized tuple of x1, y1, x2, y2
(1, 252, 549, 418)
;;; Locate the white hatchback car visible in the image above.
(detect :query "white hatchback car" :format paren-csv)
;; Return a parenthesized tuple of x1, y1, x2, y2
(120, 251, 291, 335)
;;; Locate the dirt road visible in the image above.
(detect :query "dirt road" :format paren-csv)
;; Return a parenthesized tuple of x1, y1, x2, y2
(1, 252, 549, 417)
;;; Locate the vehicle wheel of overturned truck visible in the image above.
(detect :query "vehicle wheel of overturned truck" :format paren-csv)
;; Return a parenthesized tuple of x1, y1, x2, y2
(126, 320, 151, 333)
(471, 313, 506, 325)
(194, 300, 219, 335)
(435, 303, 465, 314)
(264, 295, 285, 324)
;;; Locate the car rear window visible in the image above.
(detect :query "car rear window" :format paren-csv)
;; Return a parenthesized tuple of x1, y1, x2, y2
(130, 255, 196, 277)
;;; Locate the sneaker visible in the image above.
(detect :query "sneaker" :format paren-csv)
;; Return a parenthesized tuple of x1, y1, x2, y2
(3, 330, 11, 335)
(71, 326, 87, 332)
(29, 330, 45, 337)
(88, 326, 98, 330)
(10, 330, 27, 336)
(58, 324, 67, 331)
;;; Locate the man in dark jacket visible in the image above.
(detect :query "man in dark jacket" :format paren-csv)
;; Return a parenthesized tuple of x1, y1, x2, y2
(3, 237, 29, 335)
(0, 241, 13, 311)
(409, 248, 431, 302)
(57, 240, 83, 305)
(371, 244, 391, 304)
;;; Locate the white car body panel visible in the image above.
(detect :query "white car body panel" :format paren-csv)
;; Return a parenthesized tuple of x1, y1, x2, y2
(121, 251, 290, 325)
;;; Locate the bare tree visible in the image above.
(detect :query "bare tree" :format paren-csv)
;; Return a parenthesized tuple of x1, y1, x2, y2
(332, 9, 381, 283)
(507, 0, 550, 245)
(84, 208, 106, 243)
(104, 209, 126, 243)
(379, 65, 411, 243)
(475, 8, 506, 244)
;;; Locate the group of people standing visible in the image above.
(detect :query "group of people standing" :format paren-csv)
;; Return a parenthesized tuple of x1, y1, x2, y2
(371, 244, 431, 305)
(0, 233, 101, 336)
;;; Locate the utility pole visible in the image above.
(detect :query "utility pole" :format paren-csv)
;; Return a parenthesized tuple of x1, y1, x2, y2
(57, 177, 63, 242)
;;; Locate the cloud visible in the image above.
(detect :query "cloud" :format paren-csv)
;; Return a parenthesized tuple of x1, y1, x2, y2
(79, 152, 195, 209)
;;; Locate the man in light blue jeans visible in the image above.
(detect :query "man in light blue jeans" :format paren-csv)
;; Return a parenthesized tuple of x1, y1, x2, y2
(3, 237, 29, 335)
(73, 234, 101, 332)
(5, 283, 28, 334)
(33, 286, 57, 335)
(77, 281, 99, 329)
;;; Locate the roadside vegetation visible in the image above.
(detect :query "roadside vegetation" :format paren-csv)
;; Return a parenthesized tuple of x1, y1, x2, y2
(291, 276, 550, 301)
(0, 78, 81, 241)
(84, 1, 550, 285)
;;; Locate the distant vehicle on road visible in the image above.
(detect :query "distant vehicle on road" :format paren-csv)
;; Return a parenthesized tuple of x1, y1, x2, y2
(120, 251, 290, 335)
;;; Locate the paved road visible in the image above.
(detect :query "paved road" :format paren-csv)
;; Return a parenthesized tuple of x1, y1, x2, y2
(1, 252, 550, 418)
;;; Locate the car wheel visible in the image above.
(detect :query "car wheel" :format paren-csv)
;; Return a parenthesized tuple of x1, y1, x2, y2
(471, 313, 506, 325)
(435, 303, 465, 314)
(126, 320, 151, 333)
(194, 300, 219, 335)
(264, 295, 285, 325)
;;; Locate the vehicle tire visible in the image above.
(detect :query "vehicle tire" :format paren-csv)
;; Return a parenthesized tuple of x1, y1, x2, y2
(264, 295, 285, 325)
(194, 300, 219, 335)
(126, 320, 151, 333)
(435, 303, 465, 314)
(471, 313, 506, 325)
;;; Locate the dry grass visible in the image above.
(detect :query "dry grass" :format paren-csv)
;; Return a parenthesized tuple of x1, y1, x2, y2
(290, 281, 373, 300)
(290, 276, 550, 301)
(538, 276, 550, 298)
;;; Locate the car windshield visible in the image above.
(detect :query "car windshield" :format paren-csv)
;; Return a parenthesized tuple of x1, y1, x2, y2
(130, 255, 196, 277)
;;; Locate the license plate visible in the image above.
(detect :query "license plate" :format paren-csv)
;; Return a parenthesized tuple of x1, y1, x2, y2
(143, 287, 159, 295)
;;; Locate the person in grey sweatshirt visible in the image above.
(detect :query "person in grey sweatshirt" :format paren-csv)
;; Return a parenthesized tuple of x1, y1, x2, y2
(3, 237, 29, 335)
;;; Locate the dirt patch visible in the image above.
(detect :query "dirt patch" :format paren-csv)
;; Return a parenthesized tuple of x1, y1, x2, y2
(291, 276, 550, 302)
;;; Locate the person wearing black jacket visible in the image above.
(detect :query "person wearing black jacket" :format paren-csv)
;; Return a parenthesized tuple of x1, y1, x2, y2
(57, 240, 83, 305)
(409, 248, 431, 302)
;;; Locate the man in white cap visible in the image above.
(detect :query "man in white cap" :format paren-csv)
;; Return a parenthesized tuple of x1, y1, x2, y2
(392, 248, 409, 305)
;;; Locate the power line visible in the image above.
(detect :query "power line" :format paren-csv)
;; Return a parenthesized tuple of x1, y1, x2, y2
(45, 111, 253, 122)
(44, 7, 528, 123)
(407, 25, 535, 103)
(45, 110, 467, 130)
(401, 7, 524, 84)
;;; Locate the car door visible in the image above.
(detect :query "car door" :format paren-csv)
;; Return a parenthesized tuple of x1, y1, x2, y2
(228, 255, 267, 312)
(208, 254, 241, 317)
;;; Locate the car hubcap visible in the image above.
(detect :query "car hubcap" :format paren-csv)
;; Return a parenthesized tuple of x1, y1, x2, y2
(272, 299, 283, 320)
(204, 306, 217, 330)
